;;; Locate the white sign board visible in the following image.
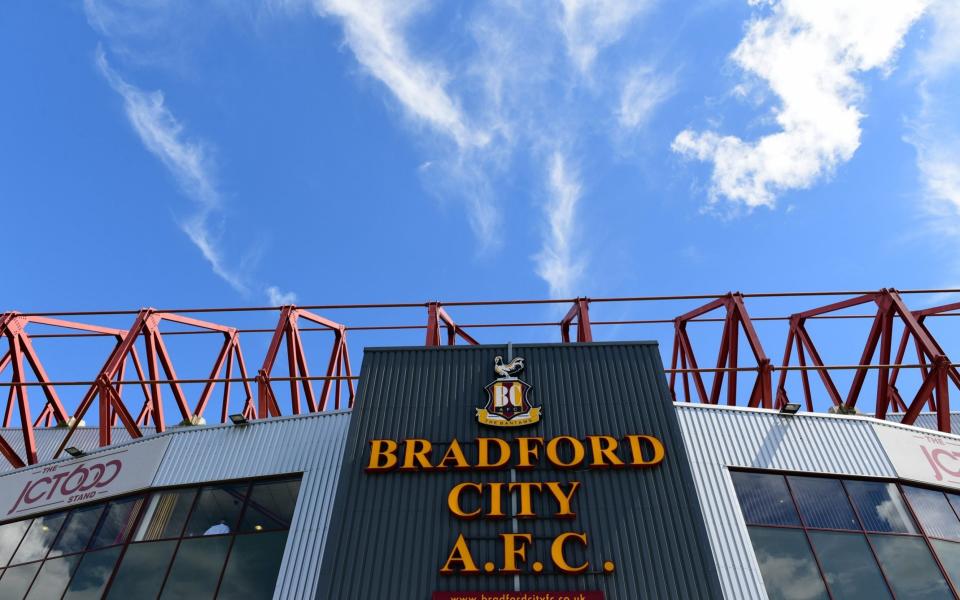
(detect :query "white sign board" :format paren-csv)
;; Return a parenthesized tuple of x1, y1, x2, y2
(0, 436, 170, 520)
(873, 423, 960, 492)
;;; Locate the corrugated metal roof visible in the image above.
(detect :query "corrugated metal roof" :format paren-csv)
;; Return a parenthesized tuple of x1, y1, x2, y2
(0, 411, 351, 600)
(884, 411, 960, 433)
(675, 404, 897, 600)
(317, 342, 724, 600)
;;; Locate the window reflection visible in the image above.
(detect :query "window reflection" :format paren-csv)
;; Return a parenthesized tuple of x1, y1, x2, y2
(49, 505, 104, 557)
(159, 536, 231, 599)
(904, 486, 960, 541)
(731, 472, 800, 526)
(25, 554, 81, 600)
(788, 476, 859, 530)
(808, 531, 891, 599)
(89, 497, 143, 549)
(845, 481, 917, 533)
(63, 546, 121, 600)
(0, 562, 41, 599)
(184, 483, 248, 537)
(134, 489, 196, 541)
(0, 521, 30, 567)
(218, 531, 289, 599)
(931, 539, 960, 592)
(105, 540, 178, 599)
(10, 512, 67, 565)
(240, 479, 301, 533)
(870, 534, 953, 599)
(747, 527, 829, 600)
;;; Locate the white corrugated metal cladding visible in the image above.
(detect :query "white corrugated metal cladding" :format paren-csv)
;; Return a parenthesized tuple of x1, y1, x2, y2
(0, 411, 350, 600)
(675, 404, 960, 600)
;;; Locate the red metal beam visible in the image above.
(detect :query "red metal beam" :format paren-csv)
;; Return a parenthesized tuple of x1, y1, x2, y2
(425, 303, 479, 346)
(560, 298, 592, 343)
(258, 306, 354, 418)
(669, 293, 772, 408)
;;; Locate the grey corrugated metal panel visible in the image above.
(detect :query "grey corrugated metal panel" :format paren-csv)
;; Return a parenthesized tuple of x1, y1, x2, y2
(675, 404, 898, 600)
(148, 411, 351, 600)
(0, 426, 157, 473)
(318, 342, 723, 600)
(884, 411, 960, 432)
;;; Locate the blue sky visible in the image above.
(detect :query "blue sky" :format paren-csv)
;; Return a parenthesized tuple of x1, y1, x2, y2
(3, 1, 960, 416)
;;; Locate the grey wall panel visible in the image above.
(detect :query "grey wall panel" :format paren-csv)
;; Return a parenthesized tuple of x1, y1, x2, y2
(675, 405, 897, 600)
(0, 427, 153, 472)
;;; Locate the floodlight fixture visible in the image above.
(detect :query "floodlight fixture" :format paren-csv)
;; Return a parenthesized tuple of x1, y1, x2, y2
(779, 403, 801, 416)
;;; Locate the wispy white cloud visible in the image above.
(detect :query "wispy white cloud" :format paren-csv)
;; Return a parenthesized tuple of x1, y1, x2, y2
(535, 152, 585, 298)
(311, 0, 488, 150)
(617, 66, 674, 131)
(673, 0, 929, 209)
(266, 286, 297, 306)
(96, 47, 291, 301)
(906, 2, 960, 231)
(559, 0, 655, 75)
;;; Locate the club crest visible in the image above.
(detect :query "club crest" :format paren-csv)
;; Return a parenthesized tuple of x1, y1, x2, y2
(476, 355, 540, 427)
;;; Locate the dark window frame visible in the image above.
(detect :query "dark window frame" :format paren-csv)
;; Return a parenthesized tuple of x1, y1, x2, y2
(731, 468, 960, 599)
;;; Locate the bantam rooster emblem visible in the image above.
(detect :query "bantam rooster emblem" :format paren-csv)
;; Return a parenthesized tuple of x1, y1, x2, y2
(477, 355, 540, 428)
(494, 355, 525, 378)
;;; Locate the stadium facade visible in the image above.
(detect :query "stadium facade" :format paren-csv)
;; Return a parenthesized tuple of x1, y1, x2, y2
(2, 341, 960, 599)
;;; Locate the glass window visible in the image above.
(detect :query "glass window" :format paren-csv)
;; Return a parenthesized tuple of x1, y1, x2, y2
(159, 536, 231, 599)
(89, 497, 143, 549)
(240, 479, 300, 533)
(904, 486, 960, 541)
(217, 531, 289, 599)
(808, 531, 891, 599)
(134, 489, 196, 541)
(105, 540, 178, 599)
(845, 481, 917, 533)
(731, 472, 800, 526)
(932, 539, 960, 592)
(25, 554, 81, 600)
(747, 527, 829, 600)
(788, 476, 859, 530)
(10, 512, 67, 565)
(184, 483, 248, 537)
(0, 520, 30, 567)
(49, 505, 105, 557)
(0, 562, 41, 598)
(62, 546, 121, 600)
(870, 534, 953, 599)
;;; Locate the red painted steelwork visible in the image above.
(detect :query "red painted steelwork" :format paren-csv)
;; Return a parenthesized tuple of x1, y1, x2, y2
(5, 289, 960, 470)
(560, 298, 593, 343)
(775, 290, 952, 430)
(258, 306, 354, 418)
(0, 313, 131, 467)
(53, 309, 253, 461)
(425, 302, 479, 346)
(669, 293, 772, 408)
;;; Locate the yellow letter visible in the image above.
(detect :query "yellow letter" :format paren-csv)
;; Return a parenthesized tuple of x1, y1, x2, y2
(587, 435, 625, 468)
(448, 482, 482, 519)
(366, 439, 398, 472)
(545, 436, 586, 469)
(499, 533, 533, 574)
(399, 439, 434, 471)
(545, 481, 580, 518)
(487, 482, 507, 518)
(551, 532, 589, 574)
(438, 439, 470, 469)
(624, 435, 665, 467)
(508, 482, 542, 518)
(477, 437, 511, 470)
(440, 534, 479, 575)
(515, 437, 544, 470)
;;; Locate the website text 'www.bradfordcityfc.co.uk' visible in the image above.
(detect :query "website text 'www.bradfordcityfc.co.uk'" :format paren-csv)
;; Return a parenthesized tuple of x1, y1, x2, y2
(432, 592, 604, 600)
